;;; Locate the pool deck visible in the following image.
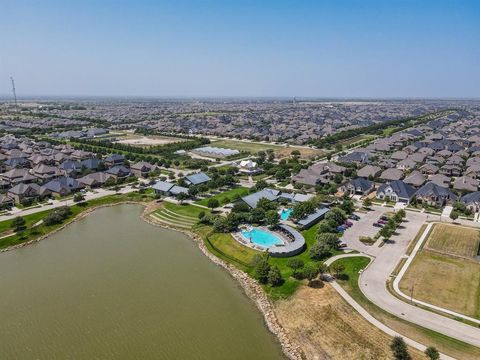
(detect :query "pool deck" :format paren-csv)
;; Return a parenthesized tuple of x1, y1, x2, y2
(233, 226, 290, 252)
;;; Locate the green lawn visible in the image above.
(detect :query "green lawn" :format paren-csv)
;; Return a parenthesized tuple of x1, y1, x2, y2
(194, 187, 249, 207)
(163, 202, 210, 218)
(196, 222, 344, 300)
(210, 139, 282, 154)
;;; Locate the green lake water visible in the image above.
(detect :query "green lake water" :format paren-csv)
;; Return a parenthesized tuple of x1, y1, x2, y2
(0, 205, 284, 359)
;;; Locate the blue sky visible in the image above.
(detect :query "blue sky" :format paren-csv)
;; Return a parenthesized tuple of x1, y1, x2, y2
(1, 0, 479, 98)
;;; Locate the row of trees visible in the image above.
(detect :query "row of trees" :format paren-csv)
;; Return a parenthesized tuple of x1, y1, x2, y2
(378, 210, 406, 241)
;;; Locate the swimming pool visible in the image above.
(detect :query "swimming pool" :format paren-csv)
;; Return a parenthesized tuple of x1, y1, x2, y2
(279, 208, 293, 221)
(240, 228, 283, 248)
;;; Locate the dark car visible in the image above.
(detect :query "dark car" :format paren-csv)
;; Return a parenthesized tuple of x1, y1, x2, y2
(349, 214, 360, 221)
(373, 222, 384, 227)
(380, 215, 389, 221)
(378, 219, 388, 224)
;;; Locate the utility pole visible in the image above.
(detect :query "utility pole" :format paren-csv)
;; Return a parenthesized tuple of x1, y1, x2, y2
(410, 282, 415, 304)
(10, 76, 18, 112)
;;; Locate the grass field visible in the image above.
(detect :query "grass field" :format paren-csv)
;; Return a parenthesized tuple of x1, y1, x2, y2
(425, 223, 480, 259)
(334, 256, 480, 360)
(210, 139, 283, 154)
(210, 139, 324, 159)
(399, 251, 480, 319)
(194, 187, 249, 207)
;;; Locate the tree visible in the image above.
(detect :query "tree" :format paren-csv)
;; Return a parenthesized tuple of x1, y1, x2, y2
(424, 346, 440, 360)
(450, 210, 459, 221)
(250, 207, 266, 224)
(267, 266, 283, 286)
(207, 198, 220, 209)
(390, 336, 411, 360)
(363, 197, 372, 209)
(176, 192, 189, 204)
(11, 216, 26, 232)
(324, 207, 346, 226)
(254, 256, 271, 284)
(286, 258, 304, 276)
(303, 263, 319, 285)
(340, 198, 354, 214)
(73, 193, 85, 203)
(309, 241, 331, 260)
(379, 226, 393, 240)
(265, 210, 280, 229)
(316, 232, 341, 249)
(317, 219, 337, 234)
(330, 262, 345, 278)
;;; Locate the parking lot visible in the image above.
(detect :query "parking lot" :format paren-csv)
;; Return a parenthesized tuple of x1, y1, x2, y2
(341, 206, 389, 256)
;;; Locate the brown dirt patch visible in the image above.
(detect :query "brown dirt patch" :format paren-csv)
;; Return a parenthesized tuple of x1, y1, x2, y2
(275, 284, 423, 360)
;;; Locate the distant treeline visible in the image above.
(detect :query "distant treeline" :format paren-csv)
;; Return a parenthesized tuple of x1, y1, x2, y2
(310, 109, 457, 149)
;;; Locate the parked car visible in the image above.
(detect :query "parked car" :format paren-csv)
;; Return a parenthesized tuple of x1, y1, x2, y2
(378, 219, 388, 224)
(337, 226, 346, 232)
(380, 215, 389, 221)
(373, 222, 384, 227)
(344, 220, 353, 226)
(339, 242, 348, 248)
(343, 222, 352, 228)
(349, 214, 360, 221)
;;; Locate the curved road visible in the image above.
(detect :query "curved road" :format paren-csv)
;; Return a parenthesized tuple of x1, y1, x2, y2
(343, 207, 480, 348)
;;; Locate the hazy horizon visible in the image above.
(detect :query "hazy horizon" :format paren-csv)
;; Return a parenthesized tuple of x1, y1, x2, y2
(2, 0, 479, 98)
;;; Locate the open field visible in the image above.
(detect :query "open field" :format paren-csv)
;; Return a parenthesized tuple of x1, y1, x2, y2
(113, 133, 187, 147)
(210, 139, 283, 153)
(210, 139, 324, 159)
(338, 134, 375, 147)
(334, 256, 480, 360)
(425, 223, 480, 259)
(194, 187, 249, 207)
(399, 251, 480, 318)
(275, 284, 424, 360)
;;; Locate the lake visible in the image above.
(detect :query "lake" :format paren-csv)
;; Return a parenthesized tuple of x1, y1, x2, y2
(0, 204, 284, 359)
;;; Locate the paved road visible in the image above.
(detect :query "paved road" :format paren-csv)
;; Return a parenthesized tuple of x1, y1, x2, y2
(345, 208, 480, 348)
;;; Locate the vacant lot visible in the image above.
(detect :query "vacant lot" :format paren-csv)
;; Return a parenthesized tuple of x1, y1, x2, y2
(276, 146, 325, 159)
(399, 251, 480, 318)
(425, 223, 480, 259)
(275, 284, 424, 360)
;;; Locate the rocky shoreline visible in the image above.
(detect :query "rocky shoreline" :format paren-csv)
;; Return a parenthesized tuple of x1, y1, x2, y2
(0, 201, 304, 360)
(142, 206, 305, 360)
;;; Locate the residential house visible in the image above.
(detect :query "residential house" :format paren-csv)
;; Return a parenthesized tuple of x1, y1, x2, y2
(357, 165, 381, 179)
(453, 176, 479, 193)
(420, 163, 439, 175)
(396, 158, 417, 171)
(78, 172, 113, 188)
(460, 192, 480, 212)
(414, 182, 458, 207)
(105, 154, 125, 167)
(130, 161, 153, 178)
(379, 168, 404, 181)
(7, 183, 41, 204)
(40, 177, 83, 197)
(31, 164, 61, 181)
(376, 180, 416, 204)
(340, 178, 374, 196)
(404, 171, 426, 187)
(0, 168, 37, 185)
(429, 174, 451, 188)
(236, 160, 262, 175)
(106, 166, 131, 180)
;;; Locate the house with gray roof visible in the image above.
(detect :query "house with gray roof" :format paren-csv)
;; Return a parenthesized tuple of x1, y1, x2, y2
(340, 178, 374, 195)
(7, 183, 41, 204)
(414, 182, 458, 207)
(40, 177, 83, 197)
(357, 165, 381, 179)
(376, 180, 416, 204)
(380, 168, 404, 181)
(184, 172, 211, 186)
(404, 170, 426, 187)
(453, 176, 479, 193)
(460, 191, 480, 212)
